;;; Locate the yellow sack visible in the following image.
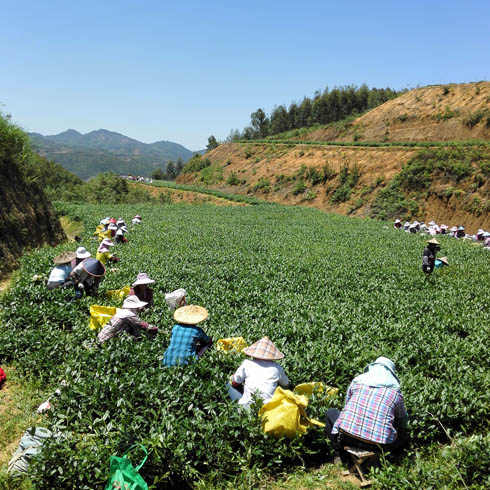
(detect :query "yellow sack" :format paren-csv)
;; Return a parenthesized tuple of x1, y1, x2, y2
(93, 224, 104, 236)
(259, 386, 325, 438)
(216, 337, 248, 353)
(105, 285, 131, 302)
(96, 251, 112, 265)
(294, 382, 339, 401)
(97, 230, 112, 241)
(89, 305, 116, 331)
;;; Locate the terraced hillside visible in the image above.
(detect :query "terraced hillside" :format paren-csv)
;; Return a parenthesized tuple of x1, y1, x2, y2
(178, 82, 489, 230)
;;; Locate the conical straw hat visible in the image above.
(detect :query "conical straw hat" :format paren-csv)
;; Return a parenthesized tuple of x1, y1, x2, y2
(174, 305, 208, 325)
(242, 336, 284, 360)
(427, 238, 440, 245)
(53, 251, 76, 265)
(439, 256, 449, 265)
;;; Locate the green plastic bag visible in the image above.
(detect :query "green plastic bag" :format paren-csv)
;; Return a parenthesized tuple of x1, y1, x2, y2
(105, 444, 148, 490)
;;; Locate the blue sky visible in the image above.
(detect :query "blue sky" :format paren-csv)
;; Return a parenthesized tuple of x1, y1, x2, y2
(1, 1, 489, 150)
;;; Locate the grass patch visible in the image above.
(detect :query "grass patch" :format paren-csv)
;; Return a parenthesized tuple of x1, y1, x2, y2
(0, 367, 47, 489)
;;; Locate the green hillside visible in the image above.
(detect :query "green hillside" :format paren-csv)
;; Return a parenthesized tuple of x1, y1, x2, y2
(1, 202, 488, 488)
(29, 129, 195, 179)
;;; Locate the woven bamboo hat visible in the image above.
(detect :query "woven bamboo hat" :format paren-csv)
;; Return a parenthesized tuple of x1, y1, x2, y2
(439, 256, 449, 265)
(242, 336, 284, 360)
(82, 258, 106, 277)
(427, 238, 440, 245)
(174, 305, 208, 325)
(53, 251, 76, 265)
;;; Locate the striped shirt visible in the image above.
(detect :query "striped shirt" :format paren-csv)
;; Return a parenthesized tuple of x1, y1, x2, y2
(163, 324, 211, 367)
(332, 382, 407, 444)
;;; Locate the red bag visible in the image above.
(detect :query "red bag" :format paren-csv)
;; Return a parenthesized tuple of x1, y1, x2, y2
(0, 367, 6, 387)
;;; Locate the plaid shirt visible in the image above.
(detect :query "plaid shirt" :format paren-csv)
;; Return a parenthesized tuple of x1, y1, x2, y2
(163, 324, 211, 367)
(332, 382, 407, 444)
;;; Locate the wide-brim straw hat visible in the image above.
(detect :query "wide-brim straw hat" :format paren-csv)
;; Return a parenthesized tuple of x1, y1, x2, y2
(132, 272, 155, 287)
(76, 247, 91, 259)
(122, 295, 148, 309)
(242, 336, 284, 360)
(427, 238, 440, 245)
(174, 305, 208, 325)
(439, 256, 449, 265)
(53, 251, 76, 265)
(82, 258, 105, 277)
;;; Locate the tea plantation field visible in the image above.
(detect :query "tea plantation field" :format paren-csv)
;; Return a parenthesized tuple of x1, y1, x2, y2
(0, 202, 489, 488)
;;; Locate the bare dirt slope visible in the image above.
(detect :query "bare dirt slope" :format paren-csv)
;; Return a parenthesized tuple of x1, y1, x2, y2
(178, 142, 489, 231)
(303, 81, 490, 142)
(179, 82, 489, 231)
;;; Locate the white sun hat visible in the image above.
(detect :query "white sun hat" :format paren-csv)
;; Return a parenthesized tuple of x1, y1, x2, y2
(132, 272, 155, 287)
(122, 295, 148, 309)
(108, 223, 118, 231)
(101, 239, 114, 247)
(165, 288, 187, 311)
(75, 247, 91, 259)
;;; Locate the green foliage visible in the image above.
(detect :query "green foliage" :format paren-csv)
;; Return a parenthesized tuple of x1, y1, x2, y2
(84, 173, 155, 204)
(182, 155, 212, 174)
(303, 190, 317, 201)
(433, 105, 459, 121)
(226, 172, 240, 186)
(321, 163, 336, 182)
(370, 180, 418, 220)
(463, 110, 489, 128)
(396, 148, 488, 191)
(330, 185, 351, 203)
(374, 434, 490, 489)
(151, 168, 166, 180)
(305, 167, 322, 186)
(206, 135, 219, 151)
(252, 177, 271, 193)
(293, 179, 307, 195)
(199, 164, 224, 185)
(1, 203, 489, 488)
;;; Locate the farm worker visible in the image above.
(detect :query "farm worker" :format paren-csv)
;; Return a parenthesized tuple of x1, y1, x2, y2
(97, 295, 157, 343)
(132, 214, 142, 225)
(163, 305, 212, 366)
(164, 288, 187, 312)
(75, 246, 91, 266)
(434, 256, 449, 269)
(393, 219, 402, 229)
(228, 336, 289, 409)
(324, 357, 408, 457)
(114, 228, 127, 244)
(440, 224, 448, 234)
(107, 222, 118, 237)
(449, 226, 458, 237)
(70, 257, 106, 298)
(456, 226, 465, 239)
(130, 272, 155, 307)
(403, 221, 410, 232)
(483, 233, 490, 249)
(419, 222, 428, 232)
(475, 229, 485, 241)
(422, 238, 441, 275)
(116, 218, 126, 228)
(408, 223, 418, 234)
(96, 239, 119, 265)
(47, 252, 76, 289)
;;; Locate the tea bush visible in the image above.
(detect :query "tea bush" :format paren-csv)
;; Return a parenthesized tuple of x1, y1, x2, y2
(0, 203, 489, 488)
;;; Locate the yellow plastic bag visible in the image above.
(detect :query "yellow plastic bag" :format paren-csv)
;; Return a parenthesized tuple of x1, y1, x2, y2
(294, 382, 339, 401)
(89, 305, 117, 331)
(259, 386, 325, 438)
(216, 337, 248, 353)
(105, 285, 130, 302)
(98, 230, 112, 241)
(93, 224, 105, 236)
(96, 251, 112, 265)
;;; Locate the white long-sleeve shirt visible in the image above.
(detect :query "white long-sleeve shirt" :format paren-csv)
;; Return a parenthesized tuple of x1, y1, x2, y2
(232, 359, 289, 407)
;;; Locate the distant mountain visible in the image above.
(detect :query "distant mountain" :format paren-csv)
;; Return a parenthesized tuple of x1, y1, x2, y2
(28, 129, 196, 180)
